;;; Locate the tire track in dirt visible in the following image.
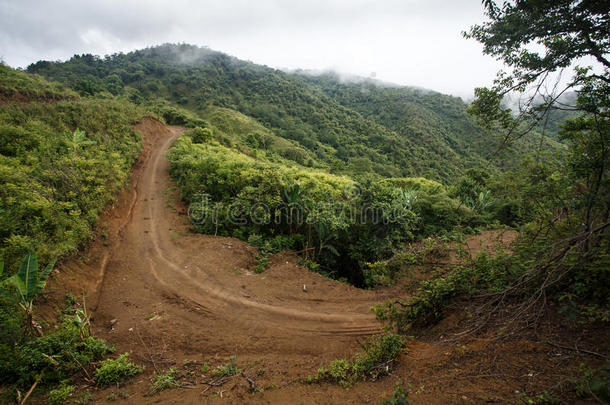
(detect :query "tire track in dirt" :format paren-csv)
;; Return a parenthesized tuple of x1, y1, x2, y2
(93, 118, 387, 357)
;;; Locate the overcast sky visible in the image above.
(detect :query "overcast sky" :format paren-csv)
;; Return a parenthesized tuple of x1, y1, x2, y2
(0, 0, 503, 98)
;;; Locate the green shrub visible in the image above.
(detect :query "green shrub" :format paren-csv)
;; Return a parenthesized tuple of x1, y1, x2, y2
(94, 353, 144, 386)
(381, 381, 410, 405)
(309, 334, 406, 387)
(186, 126, 213, 144)
(0, 314, 113, 387)
(372, 252, 522, 330)
(47, 384, 75, 405)
(212, 355, 239, 377)
(363, 261, 392, 288)
(149, 368, 179, 394)
(145, 100, 208, 128)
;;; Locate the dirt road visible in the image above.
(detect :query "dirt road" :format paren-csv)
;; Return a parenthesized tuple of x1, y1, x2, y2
(53, 118, 402, 403)
(47, 118, 560, 404)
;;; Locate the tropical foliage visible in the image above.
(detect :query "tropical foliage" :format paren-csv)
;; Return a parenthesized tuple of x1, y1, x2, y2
(0, 65, 144, 270)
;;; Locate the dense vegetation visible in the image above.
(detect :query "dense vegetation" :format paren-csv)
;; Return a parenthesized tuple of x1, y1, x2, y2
(26, 44, 561, 184)
(0, 65, 144, 270)
(0, 65, 146, 400)
(376, 0, 609, 336)
(167, 118, 492, 285)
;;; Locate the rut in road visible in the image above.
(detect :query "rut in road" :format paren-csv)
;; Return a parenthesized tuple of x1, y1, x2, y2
(88, 118, 391, 360)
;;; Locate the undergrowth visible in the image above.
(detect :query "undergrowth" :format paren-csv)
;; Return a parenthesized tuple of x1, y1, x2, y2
(307, 334, 406, 387)
(212, 355, 240, 377)
(94, 353, 144, 386)
(149, 368, 179, 394)
(381, 381, 410, 405)
(0, 312, 114, 388)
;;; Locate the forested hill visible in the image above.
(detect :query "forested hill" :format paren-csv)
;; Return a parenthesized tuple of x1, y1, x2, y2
(26, 43, 559, 182)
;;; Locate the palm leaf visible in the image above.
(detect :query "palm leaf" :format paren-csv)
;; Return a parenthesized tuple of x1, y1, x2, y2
(325, 244, 340, 256)
(73, 128, 86, 142)
(38, 258, 56, 291)
(17, 253, 38, 302)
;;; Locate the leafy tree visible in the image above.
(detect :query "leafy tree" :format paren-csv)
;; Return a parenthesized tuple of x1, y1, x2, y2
(454, 0, 610, 323)
(464, 0, 609, 137)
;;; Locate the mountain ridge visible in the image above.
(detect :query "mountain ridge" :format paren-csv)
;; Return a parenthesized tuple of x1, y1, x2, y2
(26, 43, 562, 183)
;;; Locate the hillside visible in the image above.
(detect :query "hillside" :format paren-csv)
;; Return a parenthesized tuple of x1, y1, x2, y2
(26, 44, 560, 183)
(0, 65, 145, 269)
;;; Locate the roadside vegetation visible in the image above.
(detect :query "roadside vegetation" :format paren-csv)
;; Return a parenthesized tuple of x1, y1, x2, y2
(307, 334, 406, 387)
(0, 65, 144, 270)
(0, 65, 145, 403)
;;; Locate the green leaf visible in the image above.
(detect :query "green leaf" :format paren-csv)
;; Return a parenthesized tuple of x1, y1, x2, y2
(74, 128, 86, 142)
(38, 258, 56, 291)
(326, 244, 340, 257)
(17, 253, 38, 302)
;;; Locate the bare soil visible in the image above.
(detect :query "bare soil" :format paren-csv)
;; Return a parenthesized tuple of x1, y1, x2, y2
(40, 118, 607, 404)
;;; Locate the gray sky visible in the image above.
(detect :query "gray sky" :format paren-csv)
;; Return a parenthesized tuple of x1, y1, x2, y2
(0, 0, 503, 98)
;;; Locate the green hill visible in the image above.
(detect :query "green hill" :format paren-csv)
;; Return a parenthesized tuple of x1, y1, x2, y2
(26, 43, 560, 183)
(0, 64, 144, 269)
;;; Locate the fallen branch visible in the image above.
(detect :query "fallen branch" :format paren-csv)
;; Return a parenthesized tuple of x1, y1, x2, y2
(19, 373, 42, 405)
(546, 340, 608, 359)
(201, 376, 233, 394)
(241, 372, 258, 392)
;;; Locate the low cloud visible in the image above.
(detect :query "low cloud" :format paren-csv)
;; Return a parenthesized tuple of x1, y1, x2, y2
(0, 0, 503, 97)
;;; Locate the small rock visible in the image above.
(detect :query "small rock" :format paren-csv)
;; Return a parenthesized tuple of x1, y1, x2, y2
(110, 318, 117, 325)
(302, 284, 307, 292)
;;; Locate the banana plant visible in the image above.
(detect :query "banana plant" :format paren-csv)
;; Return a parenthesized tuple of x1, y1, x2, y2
(65, 128, 96, 157)
(282, 181, 302, 234)
(313, 221, 340, 260)
(0, 254, 56, 337)
(72, 297, 92, 339)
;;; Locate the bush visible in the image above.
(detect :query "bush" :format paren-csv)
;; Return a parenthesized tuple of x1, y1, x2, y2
(186, 126, 213, 144)
(308, 334, 406, 387)
(149, 368, 179, 394)
(372, 252, 522, 330)
(363, 261, 392, 288)
(94, 353, 144, 386)
(381, 381, 410, 405)
(212, 355, 239, 377)
(47, 384, 75, 405)
(0, 314, 114, 387)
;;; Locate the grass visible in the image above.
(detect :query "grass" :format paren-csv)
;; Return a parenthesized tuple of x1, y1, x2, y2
(47, 384, 75, 405)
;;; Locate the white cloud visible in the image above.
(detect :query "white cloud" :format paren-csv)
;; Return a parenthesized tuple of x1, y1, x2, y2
(0, 0, 503, 97)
